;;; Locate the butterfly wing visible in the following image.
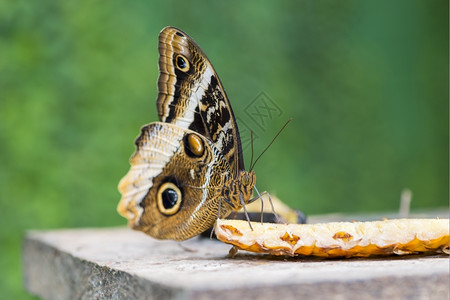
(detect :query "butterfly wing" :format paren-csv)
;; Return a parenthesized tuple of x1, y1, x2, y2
(157, 26, 245, 176)
(118, 122, 235, 240)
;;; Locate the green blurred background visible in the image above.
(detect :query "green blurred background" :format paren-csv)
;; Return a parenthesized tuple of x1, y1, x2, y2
(1, 0, 448, 298)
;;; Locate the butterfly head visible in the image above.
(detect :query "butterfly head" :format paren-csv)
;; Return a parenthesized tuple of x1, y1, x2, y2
(239, 170, 256, 204)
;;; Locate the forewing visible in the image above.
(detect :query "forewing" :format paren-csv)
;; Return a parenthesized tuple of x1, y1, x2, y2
(157, 26, 245, 174)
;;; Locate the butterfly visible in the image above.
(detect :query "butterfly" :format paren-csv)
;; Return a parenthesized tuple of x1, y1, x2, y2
(117, 27, 256, 241)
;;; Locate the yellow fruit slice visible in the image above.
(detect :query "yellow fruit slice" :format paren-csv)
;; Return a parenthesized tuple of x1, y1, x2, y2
(215, 219, 449, 258)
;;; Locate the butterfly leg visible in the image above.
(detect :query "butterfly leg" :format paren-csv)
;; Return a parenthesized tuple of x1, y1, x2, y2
(245, 187, 264, 223)
(264, 191, 284, 224)
(239, 193, 254, 230)
(251, 187, 284, 224)
(210, 197, 225, 240)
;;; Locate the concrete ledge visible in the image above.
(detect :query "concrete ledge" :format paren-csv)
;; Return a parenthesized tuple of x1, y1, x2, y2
(23, 227, 449, 300)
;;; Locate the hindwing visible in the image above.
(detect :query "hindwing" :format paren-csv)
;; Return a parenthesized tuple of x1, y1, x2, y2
(118, 122, 238, 240)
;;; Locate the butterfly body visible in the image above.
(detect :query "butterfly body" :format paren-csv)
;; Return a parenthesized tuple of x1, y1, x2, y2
(118, 27, 255, 241)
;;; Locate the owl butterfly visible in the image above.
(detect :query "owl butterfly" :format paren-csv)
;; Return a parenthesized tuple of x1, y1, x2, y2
(118, 27, 256, 241)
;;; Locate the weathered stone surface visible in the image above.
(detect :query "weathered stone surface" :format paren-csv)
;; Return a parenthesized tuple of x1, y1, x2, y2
(23, 227, 449, 300)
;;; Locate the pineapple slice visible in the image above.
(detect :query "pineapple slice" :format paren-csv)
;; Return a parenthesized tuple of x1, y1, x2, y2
(215, 219, 449, 258)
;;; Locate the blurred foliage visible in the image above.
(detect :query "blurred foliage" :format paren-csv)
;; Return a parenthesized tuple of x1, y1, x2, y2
(0, 0, 448, 298)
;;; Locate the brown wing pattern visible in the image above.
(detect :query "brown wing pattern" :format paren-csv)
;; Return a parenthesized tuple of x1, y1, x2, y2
(157, 27, 245, 175)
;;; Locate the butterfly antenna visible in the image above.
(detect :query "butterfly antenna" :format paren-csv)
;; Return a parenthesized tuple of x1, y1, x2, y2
(249, 130, 255, 170)
(249, 118, 292, 171)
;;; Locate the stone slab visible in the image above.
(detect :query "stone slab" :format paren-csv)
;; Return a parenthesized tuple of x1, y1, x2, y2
(23, 226, 449, 300)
